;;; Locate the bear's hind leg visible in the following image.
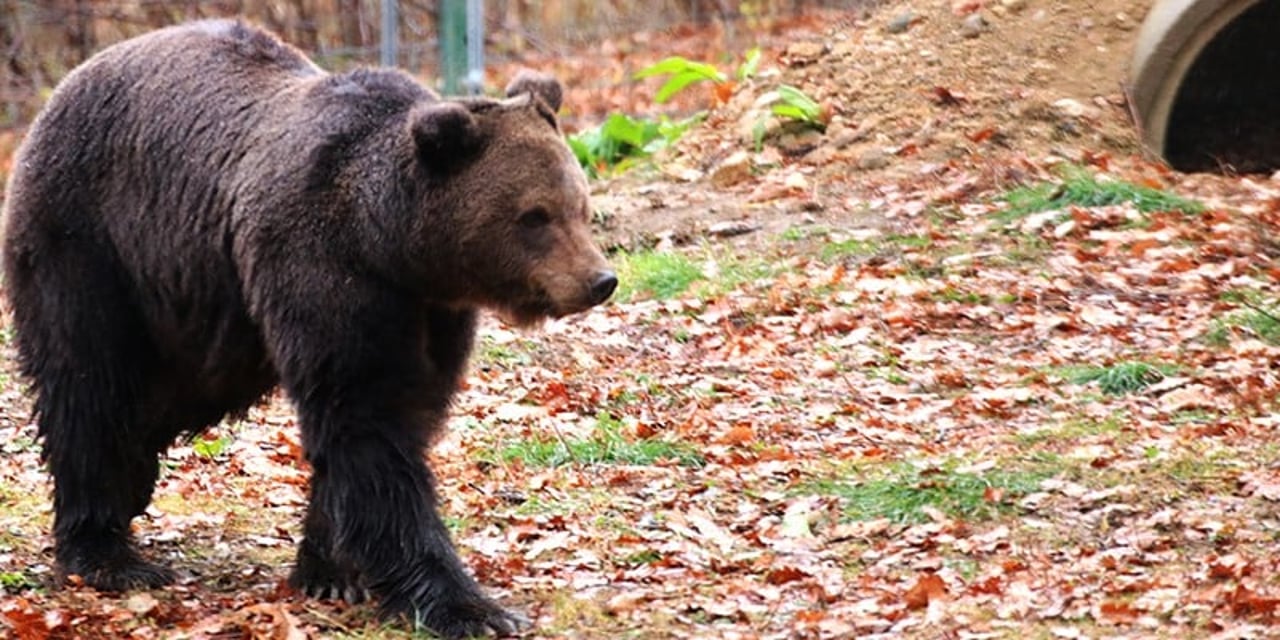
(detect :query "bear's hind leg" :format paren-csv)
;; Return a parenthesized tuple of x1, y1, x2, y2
(9, 239, 175, 591)
(39, 367, 176, 591)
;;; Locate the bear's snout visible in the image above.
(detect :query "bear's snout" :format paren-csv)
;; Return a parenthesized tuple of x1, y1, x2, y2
(588, 271, 617, 306)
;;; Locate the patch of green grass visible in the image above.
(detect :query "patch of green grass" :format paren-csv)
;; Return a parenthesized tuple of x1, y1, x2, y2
(820, 239, 880, 261)
(886, 233, 932, 249)
(930, 288, 988, 304)
(475, 337, 535, 367)
(997, 168, 1204, 222)
(1, 432, 38, 454)
(622, 549, 663, 565)
(614, 250, 706, 301)
(807, 462, 1048, 524)
(1205, 306, 1280, 346)
(613, 249, 775, 303)
(0, 570, 41, 592)
(707, 255, 777, 297)
(780, 225, 829, 241)
(1015, 415, 1126, 446)
(501, 412, 704, 468)
(1058, 360, 1177, 396)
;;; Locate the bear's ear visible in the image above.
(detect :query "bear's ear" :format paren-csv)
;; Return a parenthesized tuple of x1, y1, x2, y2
(504, 70, 564, 113)
(409, 102, 482, 168)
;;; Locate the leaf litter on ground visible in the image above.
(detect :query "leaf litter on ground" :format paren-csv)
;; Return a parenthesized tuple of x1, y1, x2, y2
(4, 0, 1280, 637)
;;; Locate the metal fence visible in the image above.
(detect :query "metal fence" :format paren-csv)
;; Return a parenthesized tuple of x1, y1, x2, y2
(0, 0, 859, 127)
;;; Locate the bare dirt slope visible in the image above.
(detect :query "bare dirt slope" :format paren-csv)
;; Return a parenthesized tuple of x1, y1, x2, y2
(581, 0, 1161, 250)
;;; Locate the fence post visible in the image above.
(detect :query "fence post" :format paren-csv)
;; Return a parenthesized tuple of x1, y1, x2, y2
(440, 0, 466, 95)
(380, 0, 397, 67)
(465, 0, 485, 96)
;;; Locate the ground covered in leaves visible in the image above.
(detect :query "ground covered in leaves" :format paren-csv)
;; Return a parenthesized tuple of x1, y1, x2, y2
(4, 0, 1280, 638)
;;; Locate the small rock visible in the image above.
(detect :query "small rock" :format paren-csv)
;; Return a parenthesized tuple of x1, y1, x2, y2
(776, 128, 824, 156)
(830, 40, 859, 58)
(783, 171, 810, 191)
(1052, 98, 1101, 120)
(1000, 0, 1027, 12)
(782, 41, 826, 66)
(707, 220, 761, 238)
(1112, 11, 1135, 30)
(857, 148, 891, 170)
(126, 593, 160, 615)
(886, 10, 915, 34)
(709, 151, 753, 188)
(959, 13, 987, 38)
(829, 129, 862, 150)
(804, 145, 838, 166)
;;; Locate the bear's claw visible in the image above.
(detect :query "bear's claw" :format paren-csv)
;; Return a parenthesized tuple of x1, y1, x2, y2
(62, 552, 176, 592)
(289, 557, 370, 604)
(385, 592, 529, 639)
(300, 582, 371, 604)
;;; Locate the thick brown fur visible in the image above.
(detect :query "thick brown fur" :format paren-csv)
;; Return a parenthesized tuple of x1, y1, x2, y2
(2, 19, 614, 639)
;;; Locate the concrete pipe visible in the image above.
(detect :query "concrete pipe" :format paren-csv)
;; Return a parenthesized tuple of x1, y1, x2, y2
(1130, 0, 1280, 172)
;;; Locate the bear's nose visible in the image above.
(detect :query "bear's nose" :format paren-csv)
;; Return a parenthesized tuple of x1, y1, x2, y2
(589, 271, 618, 305)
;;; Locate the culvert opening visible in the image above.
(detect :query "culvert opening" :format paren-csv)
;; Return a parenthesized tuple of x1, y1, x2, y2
(1165, 0, 1280, 173)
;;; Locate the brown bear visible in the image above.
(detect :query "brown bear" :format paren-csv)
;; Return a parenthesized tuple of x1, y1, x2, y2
(2, 19, 614, 638)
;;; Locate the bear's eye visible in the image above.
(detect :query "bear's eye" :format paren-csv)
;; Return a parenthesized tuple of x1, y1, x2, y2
(518, 207, 552, 229)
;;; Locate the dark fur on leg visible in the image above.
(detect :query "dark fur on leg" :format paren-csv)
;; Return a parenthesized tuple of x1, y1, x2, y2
(310, 437, 521, 637)
(289, 503, 369, 603)
(8, 239, 175, 592)
(276, 292, 518, 637)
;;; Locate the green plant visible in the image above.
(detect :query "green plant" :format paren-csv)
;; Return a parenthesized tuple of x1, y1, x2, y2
(997, 168, 1204, 221)
(193, 433, 233, 459)
(771, 85, 825, 130)
(736, 48, 763, 81)
(634, 56, 727, 104)
(568, 113, 700, 178)
(1060, 360, 1175, 395)
(0, 570, 39, 592)
(500, 412, 704, 468)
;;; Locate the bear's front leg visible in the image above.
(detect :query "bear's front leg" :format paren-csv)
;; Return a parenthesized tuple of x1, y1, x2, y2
(303, 431, 523, 638)
(266, 281, 518, 637)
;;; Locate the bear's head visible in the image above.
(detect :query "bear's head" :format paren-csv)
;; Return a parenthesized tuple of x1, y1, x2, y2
(408, 72, 615, 326)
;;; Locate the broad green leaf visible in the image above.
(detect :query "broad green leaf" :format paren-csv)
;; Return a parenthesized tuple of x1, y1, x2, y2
(655, 71, 709, 104)
(635, 56, 726, 83)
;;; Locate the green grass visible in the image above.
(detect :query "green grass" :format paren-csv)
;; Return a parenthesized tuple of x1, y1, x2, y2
(1205, 307, 1280, 346)
(474, 336, 535, 367)
(500, 412, 704, 468)
(614, 250, 706, 301)
(820, 239, 880, 261)
(997, 168, 1204, 222)
(818, 234, 931, 263)
(613, 249, 776, 302)
(807, 462, 1048, 524)
(1014, 414, 1127, 446)
(1058, 360, 1176, 396)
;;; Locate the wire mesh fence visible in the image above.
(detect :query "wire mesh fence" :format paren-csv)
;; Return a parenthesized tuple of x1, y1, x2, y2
(0, 0, 858, 127)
